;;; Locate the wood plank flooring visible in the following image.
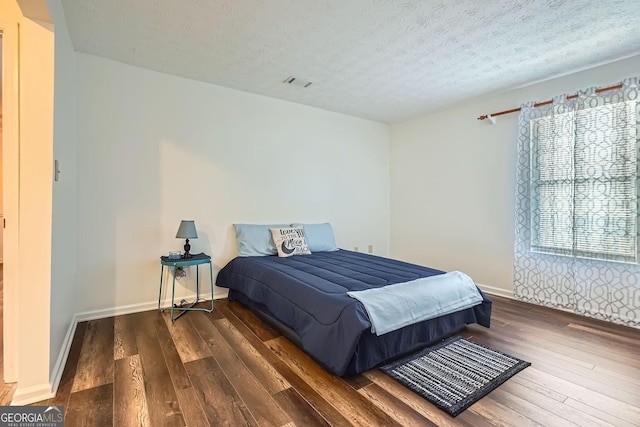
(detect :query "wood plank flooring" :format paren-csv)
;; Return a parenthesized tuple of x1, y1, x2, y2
(33, 296, 640, 426)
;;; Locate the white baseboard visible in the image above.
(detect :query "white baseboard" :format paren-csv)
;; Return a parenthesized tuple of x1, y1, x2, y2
(75, 291, 227, 322)
(11, 383, 54, 406)
(49, 315, 79, 395)
(74, 297, 189, 323)
(476, 283, 514, 300)
(12, 320, 76, 405)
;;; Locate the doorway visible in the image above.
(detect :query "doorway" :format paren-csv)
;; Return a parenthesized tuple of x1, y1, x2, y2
(0, 25, 18, 403)
(0, 32, 9, 405)
(0, 33, 9, 404)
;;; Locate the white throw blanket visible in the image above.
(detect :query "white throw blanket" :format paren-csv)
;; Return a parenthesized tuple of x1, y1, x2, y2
(347, 271, 483, 336)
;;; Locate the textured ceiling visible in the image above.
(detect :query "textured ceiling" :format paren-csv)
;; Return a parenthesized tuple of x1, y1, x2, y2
(60, 0, 640, 123)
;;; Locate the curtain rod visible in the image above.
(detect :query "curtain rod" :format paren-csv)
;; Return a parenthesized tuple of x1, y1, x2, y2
(477, 83, 623, 121)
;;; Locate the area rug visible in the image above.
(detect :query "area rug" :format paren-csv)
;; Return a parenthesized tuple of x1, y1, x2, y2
(381, 336, 530, 416)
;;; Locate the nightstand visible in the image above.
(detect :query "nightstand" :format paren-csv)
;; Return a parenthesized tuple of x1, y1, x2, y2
(159, 253, 214, 322)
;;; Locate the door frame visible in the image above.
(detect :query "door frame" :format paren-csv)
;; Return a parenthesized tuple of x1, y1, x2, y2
(1, 18, 20, 383)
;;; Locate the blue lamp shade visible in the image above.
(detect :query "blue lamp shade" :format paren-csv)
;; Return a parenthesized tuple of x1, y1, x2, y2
(176, 220, 198, 239)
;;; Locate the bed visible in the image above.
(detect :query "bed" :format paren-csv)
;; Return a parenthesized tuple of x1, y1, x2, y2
(216, 249, 492, 376)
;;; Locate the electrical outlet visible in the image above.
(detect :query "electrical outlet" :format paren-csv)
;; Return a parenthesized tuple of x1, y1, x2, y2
(368, 244, 373, 254)
(354, 246, 359, 252)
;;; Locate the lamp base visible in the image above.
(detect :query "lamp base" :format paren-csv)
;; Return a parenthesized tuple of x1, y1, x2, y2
(183, 239, 191, 259)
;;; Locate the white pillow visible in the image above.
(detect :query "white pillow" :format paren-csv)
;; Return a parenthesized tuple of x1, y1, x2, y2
(270, 226, 312, 257)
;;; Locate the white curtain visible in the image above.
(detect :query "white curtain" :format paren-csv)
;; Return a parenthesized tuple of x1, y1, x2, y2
(514, 78, 640, 328)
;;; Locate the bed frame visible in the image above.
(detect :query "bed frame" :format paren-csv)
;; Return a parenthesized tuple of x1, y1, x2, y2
(228, 288, 492, 376)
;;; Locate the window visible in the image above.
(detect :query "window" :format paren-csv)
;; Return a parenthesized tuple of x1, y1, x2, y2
(530, 100, 638, 262)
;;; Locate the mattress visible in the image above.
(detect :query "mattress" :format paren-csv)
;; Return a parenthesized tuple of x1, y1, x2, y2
(216, 250, 491, 376)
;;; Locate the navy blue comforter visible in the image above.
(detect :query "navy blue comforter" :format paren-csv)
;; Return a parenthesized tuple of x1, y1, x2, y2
(216, 250, 491, 376)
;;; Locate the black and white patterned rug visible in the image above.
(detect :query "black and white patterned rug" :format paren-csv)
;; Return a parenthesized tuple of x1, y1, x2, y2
(381, 336, 530, 416)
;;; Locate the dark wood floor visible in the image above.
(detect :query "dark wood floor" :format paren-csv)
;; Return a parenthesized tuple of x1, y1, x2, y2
(34, 296, 640, 426)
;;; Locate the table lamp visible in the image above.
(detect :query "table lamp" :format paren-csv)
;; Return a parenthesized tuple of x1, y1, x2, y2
(176, 220, 198, 258)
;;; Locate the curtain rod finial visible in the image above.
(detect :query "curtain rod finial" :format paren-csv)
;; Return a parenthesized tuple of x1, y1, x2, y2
(477, 114, 496, 123)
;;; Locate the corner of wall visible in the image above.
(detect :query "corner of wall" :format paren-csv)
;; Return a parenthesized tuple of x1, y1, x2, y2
(476, 283, 514, 300)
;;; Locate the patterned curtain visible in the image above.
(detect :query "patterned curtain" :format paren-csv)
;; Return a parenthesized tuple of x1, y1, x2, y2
(514, 78, 640, 328)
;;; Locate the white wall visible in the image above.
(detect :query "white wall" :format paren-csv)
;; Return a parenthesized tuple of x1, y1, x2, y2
(390, 54, 640, 295)
(75, 53, 390, 313)
(15, 12, 54, 401)
(47, 0, 77, 381)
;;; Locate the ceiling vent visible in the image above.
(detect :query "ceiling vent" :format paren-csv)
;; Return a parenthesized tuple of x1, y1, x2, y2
(282, 76, 312, 88)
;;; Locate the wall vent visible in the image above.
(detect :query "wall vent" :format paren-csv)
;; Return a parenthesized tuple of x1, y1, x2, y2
(282, 76, 312, 88)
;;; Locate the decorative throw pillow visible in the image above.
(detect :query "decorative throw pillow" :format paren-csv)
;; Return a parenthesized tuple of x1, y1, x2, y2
(270, 227, 312, 257)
